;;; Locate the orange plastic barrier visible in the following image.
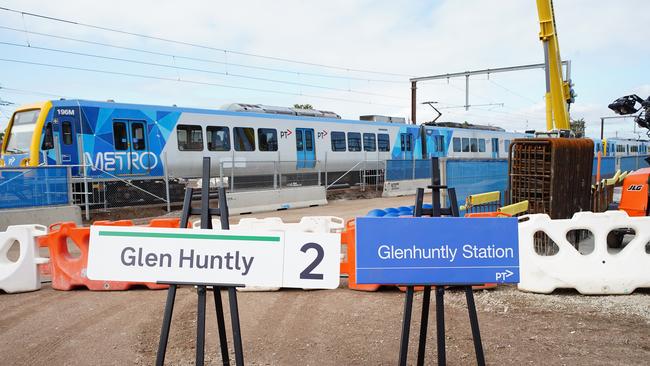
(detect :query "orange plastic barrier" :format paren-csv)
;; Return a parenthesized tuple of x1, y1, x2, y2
(38, 218, 180, 291)
(340, 218, 497, 291)
(464, 212, 512, 218)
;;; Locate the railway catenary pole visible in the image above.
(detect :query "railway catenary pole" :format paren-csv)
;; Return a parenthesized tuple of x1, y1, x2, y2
(409, 61, 569, 124)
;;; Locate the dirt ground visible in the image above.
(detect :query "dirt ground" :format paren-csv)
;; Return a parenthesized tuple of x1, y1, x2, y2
(2, 195, 649, 365)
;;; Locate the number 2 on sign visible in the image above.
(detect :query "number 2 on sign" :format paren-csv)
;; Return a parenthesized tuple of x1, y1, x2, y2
(299, 242, 324, 280)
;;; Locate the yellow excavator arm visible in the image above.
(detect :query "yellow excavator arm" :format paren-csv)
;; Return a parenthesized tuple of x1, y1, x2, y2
(536, 0, 572, 131)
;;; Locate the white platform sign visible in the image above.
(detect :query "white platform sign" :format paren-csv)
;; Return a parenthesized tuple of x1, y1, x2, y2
(87, 226, 340, 289)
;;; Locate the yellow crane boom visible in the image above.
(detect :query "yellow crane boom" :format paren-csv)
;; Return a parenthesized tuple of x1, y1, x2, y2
(536, 0, 571, 131)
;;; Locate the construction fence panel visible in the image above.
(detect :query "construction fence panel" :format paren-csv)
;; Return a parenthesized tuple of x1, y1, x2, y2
(0, 166, 70, 209)
(619, 155, 650, 172)
(445, 158, 509, 207)
(592, 156, 616, 179)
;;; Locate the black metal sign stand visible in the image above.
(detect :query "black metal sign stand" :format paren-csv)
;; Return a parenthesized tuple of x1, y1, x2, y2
(155, 157, 244, 366)
(397, 158, 485, 366)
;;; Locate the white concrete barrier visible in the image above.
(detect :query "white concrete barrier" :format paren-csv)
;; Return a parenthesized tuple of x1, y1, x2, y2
(0, 225, 49, 293)
(518, 211, 650, 295)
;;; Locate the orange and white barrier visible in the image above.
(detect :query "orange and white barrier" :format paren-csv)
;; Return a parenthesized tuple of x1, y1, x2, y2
(38, 218, 179, 291)
(0, 225, 49, 293)
(518, 211, 650, 295)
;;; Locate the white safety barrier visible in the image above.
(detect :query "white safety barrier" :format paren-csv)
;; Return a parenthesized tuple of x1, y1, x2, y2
(193, 216, 344, 291)
(0, 225, 49, 293)
(518, 211, 650, 295)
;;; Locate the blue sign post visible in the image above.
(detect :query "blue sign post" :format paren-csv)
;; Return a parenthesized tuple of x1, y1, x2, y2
(355, 217, 519, 285)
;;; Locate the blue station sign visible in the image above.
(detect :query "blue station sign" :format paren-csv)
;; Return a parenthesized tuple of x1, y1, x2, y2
(355, 217, 519, 285)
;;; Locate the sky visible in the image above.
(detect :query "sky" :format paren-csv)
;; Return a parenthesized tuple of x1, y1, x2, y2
(0, 0, 648, 138)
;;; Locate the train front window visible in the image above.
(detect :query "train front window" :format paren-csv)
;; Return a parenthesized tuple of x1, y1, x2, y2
(41, 123, 54, 150)
(13, 109, 40, 125)
(5, 109, 41, 153)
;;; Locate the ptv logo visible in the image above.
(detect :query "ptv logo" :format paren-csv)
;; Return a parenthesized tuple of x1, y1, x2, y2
(317, 130, 328, 139)
(280, 129, 292, 139)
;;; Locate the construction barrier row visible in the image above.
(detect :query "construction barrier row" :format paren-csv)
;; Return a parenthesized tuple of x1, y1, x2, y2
(37, 218, 180, 291)
(0, 225, 49, 293)
(518, 211, 650, 295)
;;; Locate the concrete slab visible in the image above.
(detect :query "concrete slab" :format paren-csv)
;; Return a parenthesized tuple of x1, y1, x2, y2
(0, 205, 82, 230)
(226, 186, 327, 215)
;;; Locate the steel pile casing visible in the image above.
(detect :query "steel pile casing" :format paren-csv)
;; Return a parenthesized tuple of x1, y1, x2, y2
(509, 138, 594, 219)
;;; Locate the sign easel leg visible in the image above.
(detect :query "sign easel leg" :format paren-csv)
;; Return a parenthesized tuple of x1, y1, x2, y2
(465, 286, 486, 366)
(435, 286, 446, 365)
(228, 287, 245, 366)
(212, 286, 230, 366)
(416, 285, 432, 366)
(197, 285, 207, 365)
(156, 284, 177, 366)
(398, 286, 414, 366)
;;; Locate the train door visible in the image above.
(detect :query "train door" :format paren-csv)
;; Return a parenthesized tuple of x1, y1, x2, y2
(57, 119, 77, 165)
(112, 120, 149, 175)
(400, 133, 413, 160)
(491, 137, 499, 158)
(295, 128, 316, 169)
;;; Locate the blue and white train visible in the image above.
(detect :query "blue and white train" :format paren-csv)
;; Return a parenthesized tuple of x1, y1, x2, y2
(0, 99, 647, 182)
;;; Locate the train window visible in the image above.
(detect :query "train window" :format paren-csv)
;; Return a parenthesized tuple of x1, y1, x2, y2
(470, 138, 478, 152)
(348, 132, 361, 152)
(331, 131, 346, 151)
(435, 135, 445, 152)
(296, 129, 303, 151)
(491, 138, 499, 153)
(478, 139, 486, 153)
(113, 122, 129, 150)
(131, 122, 145, 151)
(453, 137, 461, 152)
(207, 126, 230, 151)
(62, 121, 73, 145)
(41, 123, 54, 150)
(257, 128, 278, 152)
(504, 139, 511, 152)
(363, 133, 376, 152)
(177, 124, 204, 151)
(631, 145, 638, 153)
(462, 138, 470, 152)
(234, 127, 255, 151)
(305, 130, 314, 151)
(378, 134, 390, 152)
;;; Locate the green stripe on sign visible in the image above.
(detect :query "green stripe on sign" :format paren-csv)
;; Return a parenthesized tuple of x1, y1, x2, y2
(98, 231, 281, 242)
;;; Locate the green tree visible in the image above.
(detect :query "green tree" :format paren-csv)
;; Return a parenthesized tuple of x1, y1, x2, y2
(570, 117, 586, 137)
(293, 103, 314, 110)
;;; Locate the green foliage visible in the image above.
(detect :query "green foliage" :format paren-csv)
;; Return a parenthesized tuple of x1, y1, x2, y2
(570, 118, 586, 138)
(293, 104, 314, 110)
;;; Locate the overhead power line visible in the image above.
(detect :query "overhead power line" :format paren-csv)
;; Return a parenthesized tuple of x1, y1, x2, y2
(0, 25, 406, 84)
(0, 6, 413, 78)
(0, 57, 407, 108)
(0, 41, 408, 100)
